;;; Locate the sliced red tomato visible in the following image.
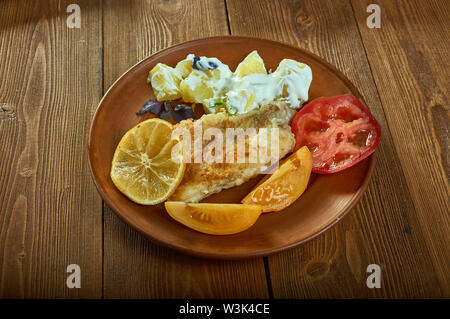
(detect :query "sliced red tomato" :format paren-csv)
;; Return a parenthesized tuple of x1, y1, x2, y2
(291, 94, 381, 174)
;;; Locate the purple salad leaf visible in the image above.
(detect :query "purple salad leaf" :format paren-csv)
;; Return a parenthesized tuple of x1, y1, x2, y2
(163, 101, 172, 112)
(136, 99, 162, 115)
(159, 101, 172, 120)
(172, 104, 195, 122)
(160, 110, 171, 121)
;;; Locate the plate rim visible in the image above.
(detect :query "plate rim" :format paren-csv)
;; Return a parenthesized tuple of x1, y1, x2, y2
(87, 35, 377, 260)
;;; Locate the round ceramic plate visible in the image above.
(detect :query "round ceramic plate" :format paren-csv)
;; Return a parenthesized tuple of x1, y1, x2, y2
(88, 36, 375, 259)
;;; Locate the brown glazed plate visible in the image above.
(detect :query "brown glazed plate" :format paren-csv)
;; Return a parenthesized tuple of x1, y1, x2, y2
(88, 36, 376, 259)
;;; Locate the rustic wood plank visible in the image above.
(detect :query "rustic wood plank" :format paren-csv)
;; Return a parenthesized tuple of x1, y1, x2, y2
(0, 0, 103, 297)
(227, 0, 446, 297)
(102, 0, 269, 298)
(351, 0, 450, 293)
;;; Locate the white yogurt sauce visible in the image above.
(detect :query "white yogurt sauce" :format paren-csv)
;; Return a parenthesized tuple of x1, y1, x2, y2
(181, 55, 312, 115)
(225, 59, 312, 114)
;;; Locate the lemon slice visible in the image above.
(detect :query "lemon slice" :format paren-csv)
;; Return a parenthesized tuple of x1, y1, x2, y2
(165, 202, 262, 235)
(111, 118, 185, 205)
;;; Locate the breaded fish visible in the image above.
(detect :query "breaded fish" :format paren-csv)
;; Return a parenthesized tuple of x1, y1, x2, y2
(169, 102, 296, 203)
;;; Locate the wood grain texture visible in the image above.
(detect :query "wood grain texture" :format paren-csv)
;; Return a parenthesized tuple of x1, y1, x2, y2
(351, 0, 450, 293)
(1, 0, 447, 299)
(102, 0, 268, 298)
(0, 0, 102, 297)
(227, 0, 447, 297)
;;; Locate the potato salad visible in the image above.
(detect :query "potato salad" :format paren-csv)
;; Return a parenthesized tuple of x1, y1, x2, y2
(147, 50, 312, 115)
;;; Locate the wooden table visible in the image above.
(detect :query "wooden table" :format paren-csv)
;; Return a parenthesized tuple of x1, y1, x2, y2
(0, 0, 448, 298)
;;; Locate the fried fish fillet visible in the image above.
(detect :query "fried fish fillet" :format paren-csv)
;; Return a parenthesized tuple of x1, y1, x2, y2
(169, 102, 296, 203)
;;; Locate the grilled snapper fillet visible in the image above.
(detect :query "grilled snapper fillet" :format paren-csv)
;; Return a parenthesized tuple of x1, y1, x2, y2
(169, 102, 296, 203)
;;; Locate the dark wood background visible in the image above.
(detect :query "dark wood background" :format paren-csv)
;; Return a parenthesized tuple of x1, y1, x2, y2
(0, 0, 448, 298)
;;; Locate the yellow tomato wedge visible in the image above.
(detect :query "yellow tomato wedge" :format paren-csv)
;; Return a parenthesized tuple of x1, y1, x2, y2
(242, 146, 312, 212)
(165, 202, 262, 235)
(110, 118, 185, 205)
